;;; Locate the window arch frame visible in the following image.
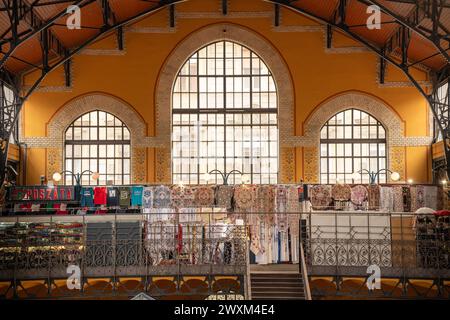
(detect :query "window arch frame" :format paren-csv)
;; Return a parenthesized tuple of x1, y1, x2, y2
(319, 108, 388, 184)
(171, 40, 279, 185)
(64, 110, 131, 186)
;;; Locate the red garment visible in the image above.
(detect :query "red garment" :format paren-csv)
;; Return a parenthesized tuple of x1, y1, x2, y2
(177, 224, 183, 254)
(54, 203, 68, 215)
(434, 210, 450, 217)
(95, 208, 107, 215)
(94, 187, 107, 205)
(19, 204, 32, 212)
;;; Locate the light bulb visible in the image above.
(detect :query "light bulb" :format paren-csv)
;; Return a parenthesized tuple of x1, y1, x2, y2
(390, 172, 400, 182)
(407, 179, 413, 184)
(52, 172, 62, 182)
(442, 180, 448, 186)
(91, 172, 100, 181)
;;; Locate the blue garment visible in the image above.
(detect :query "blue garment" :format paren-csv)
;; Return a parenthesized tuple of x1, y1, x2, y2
(80, 187, 94, 208)
(131, 186, 144, 206)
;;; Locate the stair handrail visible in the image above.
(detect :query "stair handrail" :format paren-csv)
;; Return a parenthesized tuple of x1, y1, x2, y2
(299, 243, 312, 300)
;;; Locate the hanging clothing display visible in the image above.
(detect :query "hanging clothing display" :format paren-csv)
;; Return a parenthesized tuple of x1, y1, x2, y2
(410, 185, 425, 212)
(424, 185, 439, 210)
(80, 187, 94, 208)
(119, 187, 131, 207)
(94, 187, 107, 206)
(107, 187, 119, 207)
(310, 185, 332, 210)
(153, 185, 171, 208)
(131, 186, 144, 206)
(255, 185, 275, 225)
(351, 185, 368, 208)
(170, 185, 185, 208)
(367, 185, 381, 210)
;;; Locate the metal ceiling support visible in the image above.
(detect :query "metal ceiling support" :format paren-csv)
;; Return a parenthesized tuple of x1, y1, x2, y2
(0, 0, 184, 186)
(274, 4, 280, 27)
(170, 4, 175, 28)
(360, 0, 450, 63)
(0, 0, 91, 69)
(64, 59, 71, 87)
(117, 26, 124, 51)
(269, 0, 450, 177)
(222, 0, 228, 15)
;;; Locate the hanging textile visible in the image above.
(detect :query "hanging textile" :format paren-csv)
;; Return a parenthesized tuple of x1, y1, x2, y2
(275, 185, 288, 212)
(216, 185, 234, 210)
(351, 185, 368, 208)
(170, 185, 185, 208)
(234, 185, 256, 211)
(402, 186, 411, 212)
(393, 186, 404, 212)
(331, 184, 351, 210)
(380, 186, 394, 212)
(411, 185, 425, 212)
(367, 185, 381, 210)
(310, 185, 332, 210)
(142, 187, 153, 210)
(195, 186, 215, 207)
(255, 185, 276, 225)
(424, 186, 439, 210)
(153, 186, 172, 208)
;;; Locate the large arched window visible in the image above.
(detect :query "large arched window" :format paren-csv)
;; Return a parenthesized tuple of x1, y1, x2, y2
(172, 41, 278, 185)
(320, 109, 387, 184)
(64, 111, 131, 186)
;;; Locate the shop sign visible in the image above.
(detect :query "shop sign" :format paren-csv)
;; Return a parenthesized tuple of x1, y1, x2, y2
(8, 186, 75, 201)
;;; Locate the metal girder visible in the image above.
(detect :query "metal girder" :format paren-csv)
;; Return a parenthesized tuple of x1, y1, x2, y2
(360, 0, 450, 63)
(268, 0, 450, 177)
(0, 0, 184, 186)
(0, 0, 93, 69)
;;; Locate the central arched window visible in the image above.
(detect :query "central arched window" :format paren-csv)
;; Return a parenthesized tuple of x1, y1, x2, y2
(172, 41, 278, 185)
(64, 110, 131, 186)
(320, 109, 387, 184)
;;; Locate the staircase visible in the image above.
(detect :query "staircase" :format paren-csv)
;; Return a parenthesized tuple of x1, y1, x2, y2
(250, 272, 308, 300)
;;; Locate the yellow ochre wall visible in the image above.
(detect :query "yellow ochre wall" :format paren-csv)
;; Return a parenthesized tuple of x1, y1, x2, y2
(20, 0, 432, 185)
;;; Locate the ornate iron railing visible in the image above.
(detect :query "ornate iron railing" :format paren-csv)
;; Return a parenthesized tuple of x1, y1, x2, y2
(299, 211, 450, 279)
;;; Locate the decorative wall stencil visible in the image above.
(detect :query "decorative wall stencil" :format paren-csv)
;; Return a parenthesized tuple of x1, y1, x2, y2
(132, 147, 147, 184)
(389, 147, 406, 182)
(303, 147, 319, 183)
(155, 148, 171, 184)
(46, 148, 62, 180)
(280, 147, 296, 184)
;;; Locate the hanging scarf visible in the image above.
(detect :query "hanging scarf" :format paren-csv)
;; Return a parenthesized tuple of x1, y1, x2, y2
(255, 185, 276, 225)
(367, 184, 381, 210)
(276, 185, 288, 212)
(411, 185, 425, 212)
(402, 186, 411, 212)
(380, 186, 394, 212)
(216, 185, 234, 209)
(234, 185, 256, 211)
(393, 186, 404, 212)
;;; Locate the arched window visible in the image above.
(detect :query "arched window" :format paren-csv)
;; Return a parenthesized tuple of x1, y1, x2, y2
(172, 41, 278, 185)
(320, 109, 387, 184)
(64, 111, 131, 186)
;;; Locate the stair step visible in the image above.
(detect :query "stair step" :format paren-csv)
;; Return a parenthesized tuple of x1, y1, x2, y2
(250, 271, 307, 301)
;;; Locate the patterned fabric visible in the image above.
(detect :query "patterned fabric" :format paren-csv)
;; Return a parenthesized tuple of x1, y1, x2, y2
(142, 187, 153, 209)
(171, 185, 195, 208)
(380, 186, 394, 212)
(255, 185, 276, 225)
(310, 185, 332, 210)
(286, 185, 301, 213)
(393, 186, 404, 212)
(234, 185, 256, 211)
(195, 186, 215, 207)
(153, 185, 171, 208)
(424, 186, 439, 210)
(410, 185, 425, 212)
(276, 185, 288, 212)
(367, 185, 381, 210)
(402, 186, 411, 212)
(331, 184, 351, 201)
(216, 185, 234, 209)
(350, 185, 368, 206)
